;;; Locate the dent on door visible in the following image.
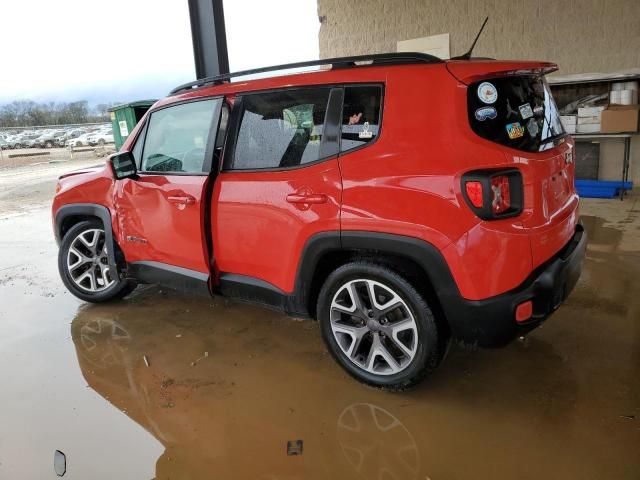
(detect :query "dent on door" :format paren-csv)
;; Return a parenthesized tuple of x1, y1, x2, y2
(115, 175, 209, 273)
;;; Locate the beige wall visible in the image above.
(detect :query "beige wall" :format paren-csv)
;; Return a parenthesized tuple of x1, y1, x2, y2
(317, 0, 640, 184)
(317, 0, 640, 75)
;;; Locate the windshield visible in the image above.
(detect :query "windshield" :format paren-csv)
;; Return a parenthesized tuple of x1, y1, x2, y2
(468, 75, 565, 152)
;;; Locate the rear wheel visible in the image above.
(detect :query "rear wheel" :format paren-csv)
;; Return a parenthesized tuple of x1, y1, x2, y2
(58, 220, 135, 303)
(45, 140, 53, 148)
(317, 261, 441, 390)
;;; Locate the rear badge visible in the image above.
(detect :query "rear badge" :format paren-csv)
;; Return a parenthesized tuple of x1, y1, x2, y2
(526, 118, 539, 137)
(477, 82, 498, 104)
(474, 106, 497, 121)
(519, 103, 534, 119)
(565, 150, 573, 164)
(506, 122, 525, 139)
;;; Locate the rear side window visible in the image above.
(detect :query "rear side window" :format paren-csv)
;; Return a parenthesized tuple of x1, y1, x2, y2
(341, 86, 382, 152)
(232, 88, 330, 170)
(468, 76, 565, 152)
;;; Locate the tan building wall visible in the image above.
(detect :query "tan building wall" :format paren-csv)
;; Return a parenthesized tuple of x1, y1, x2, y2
(317, 0, 640, 75)
(317, 0, 640, 184)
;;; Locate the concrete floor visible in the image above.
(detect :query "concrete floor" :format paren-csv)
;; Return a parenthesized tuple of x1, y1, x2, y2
(0, 194, 638, 479)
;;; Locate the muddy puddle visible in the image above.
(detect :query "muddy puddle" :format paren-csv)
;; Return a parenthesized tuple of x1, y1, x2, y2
(0, 207, 639, 479)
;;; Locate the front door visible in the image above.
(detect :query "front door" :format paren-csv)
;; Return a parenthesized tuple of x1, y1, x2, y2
(114, 98, 224, 279)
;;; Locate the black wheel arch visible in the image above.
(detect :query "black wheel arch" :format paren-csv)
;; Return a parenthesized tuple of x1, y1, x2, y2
(292, 231, 459, 332)
(55, 203, 118, 274)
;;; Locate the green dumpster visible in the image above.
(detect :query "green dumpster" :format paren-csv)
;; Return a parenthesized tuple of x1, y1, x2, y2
(108, 100, 157, 150)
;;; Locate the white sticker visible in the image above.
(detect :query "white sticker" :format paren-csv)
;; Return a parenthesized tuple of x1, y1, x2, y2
(519, 103, 534, 119)
(527, 118, 539, 137)
(118, 120, 129, 138)
(477, 82, 498, 104)
(358, 121, 373, 139)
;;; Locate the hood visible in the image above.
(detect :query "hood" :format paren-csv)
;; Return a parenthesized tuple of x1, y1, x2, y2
(58, 165, 104, 180)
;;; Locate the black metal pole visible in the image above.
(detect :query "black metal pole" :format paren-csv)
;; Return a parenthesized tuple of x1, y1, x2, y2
(188, 0, 230, 79)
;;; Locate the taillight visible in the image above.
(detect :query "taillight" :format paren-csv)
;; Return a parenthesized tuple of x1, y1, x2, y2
(490, 175, 511, 214)
(462, 169, 523, 220)
(465, 181, 484, 208)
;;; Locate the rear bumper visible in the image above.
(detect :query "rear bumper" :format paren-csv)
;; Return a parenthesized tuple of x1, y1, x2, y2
(442, 223, 587, 347)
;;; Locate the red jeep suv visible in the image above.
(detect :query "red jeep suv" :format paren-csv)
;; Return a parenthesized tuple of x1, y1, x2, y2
(52, 53, 586, 389)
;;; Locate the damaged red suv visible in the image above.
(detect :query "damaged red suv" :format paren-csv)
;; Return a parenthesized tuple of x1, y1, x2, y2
(52, 53, 586, 389)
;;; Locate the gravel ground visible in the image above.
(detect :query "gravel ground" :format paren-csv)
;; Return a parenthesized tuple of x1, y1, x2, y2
(0, 157, 107, 217)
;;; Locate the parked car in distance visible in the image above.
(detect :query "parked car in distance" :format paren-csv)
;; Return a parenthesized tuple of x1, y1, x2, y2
(12, 131, 40, 148)
(52, 53, 586, 390)
(35, 131, 65, 148)
(67, 133, 93, 148)
(88, 129, 114, 146)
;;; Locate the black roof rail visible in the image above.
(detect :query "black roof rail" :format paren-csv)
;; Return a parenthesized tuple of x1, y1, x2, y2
(169, 52, 442, 95)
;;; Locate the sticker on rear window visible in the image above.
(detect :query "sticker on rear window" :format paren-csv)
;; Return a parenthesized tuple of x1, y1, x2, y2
(519, 103, 534, 119)
(477, 82, 498, 104)
(533, 105, 544, 116)
(506, 122, 525, 139)
(358, 122, 373, 139)
(526, 118, 539, 137)
(474, 106, 497, 121)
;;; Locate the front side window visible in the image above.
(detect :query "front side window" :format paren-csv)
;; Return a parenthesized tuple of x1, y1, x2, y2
(141, 99, 221, 174)
(232, 88, 330, 170)
(341, 86, 382, 152)
(468, 75, 565, 152)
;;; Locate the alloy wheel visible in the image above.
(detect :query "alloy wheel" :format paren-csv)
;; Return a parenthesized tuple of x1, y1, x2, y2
(330, 279, 419, 375)
(66, 228, 115, 292)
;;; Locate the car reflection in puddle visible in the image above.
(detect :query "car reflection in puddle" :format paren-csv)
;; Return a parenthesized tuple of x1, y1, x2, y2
(69, 290, 426, 480)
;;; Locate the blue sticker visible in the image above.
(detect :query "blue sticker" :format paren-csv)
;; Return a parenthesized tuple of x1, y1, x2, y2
(475, 106, 497, 121)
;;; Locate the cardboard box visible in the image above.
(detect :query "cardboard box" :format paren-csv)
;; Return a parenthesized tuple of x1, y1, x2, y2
(578, 106, 606, 117)
(560, 115, 577, 126)
(576, 123, 601, 134)
(600, 105, 640, 133)
(564, 124, 577, 134)
(577, 115, 601, 125)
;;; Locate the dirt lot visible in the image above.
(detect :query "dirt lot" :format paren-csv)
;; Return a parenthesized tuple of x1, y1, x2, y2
(0, 167, 638, 479)
(0, 155, 104, 216)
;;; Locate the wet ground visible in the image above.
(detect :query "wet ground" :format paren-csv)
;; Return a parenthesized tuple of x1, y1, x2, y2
(0, 192, 639, 479)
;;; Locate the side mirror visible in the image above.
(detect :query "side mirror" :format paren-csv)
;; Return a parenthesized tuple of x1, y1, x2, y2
(109, 151, 137, 180)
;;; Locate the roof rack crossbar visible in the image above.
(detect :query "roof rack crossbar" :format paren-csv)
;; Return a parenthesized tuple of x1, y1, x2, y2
(169, 52, 442, 95)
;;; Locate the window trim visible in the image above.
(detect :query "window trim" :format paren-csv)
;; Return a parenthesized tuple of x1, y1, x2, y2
(137, 96, 225, 177)
(221, 85, 342, 173)
(338, 83, 385, 157)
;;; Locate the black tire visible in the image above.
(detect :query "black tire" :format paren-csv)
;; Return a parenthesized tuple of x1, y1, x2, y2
(317, 261, 441, 391)
(45, 141, 53, 148)
(58, 220, 135, 303)
(98, 139, 105, 145)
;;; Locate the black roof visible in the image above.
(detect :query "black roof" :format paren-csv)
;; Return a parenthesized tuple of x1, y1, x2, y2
(169, 52, 442, 95)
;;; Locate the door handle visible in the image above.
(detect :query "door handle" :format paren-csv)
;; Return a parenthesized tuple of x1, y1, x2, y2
(286, 193, 328, 204)
(167, 195, 196, 205)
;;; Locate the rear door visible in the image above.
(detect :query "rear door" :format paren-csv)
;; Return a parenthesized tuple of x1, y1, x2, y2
(212, 86, 343, 293)
(114, 98, 224, 279)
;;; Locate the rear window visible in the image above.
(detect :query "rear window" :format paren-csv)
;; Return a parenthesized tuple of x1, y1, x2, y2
(468, 75, 565, 152)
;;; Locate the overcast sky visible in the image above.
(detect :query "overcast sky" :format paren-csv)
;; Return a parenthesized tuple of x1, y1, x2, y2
(0, 0, 319, 106)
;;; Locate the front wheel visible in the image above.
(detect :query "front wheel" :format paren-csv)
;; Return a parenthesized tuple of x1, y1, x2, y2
(317, 262, 442, 391)
(58, 220, 135, 303)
